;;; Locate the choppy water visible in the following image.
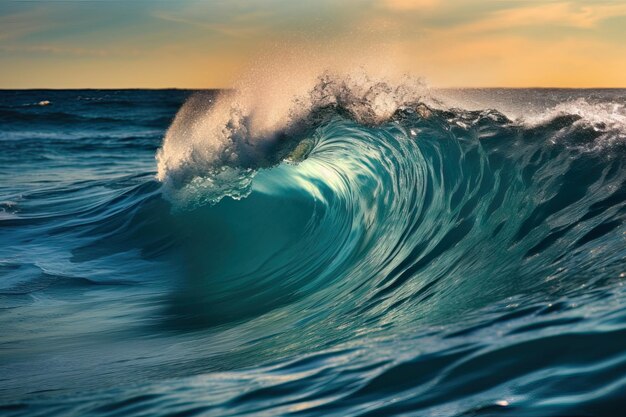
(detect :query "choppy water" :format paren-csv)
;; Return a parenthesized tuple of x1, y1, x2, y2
(1, 87, 626, 416)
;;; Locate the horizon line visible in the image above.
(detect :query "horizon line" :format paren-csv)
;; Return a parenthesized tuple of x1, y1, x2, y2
(2, 86, 626, 91)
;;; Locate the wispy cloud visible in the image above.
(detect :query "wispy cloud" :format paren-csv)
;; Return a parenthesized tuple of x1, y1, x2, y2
(455, 2, 626, 33)
(0, 8, 56, 41)
(152, 9, 273, 39)
(0, 44, 136, 57)
(381, 0, 440, 11)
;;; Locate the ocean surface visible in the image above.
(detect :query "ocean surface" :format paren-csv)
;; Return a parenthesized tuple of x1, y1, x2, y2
(1, 86, 626, 416)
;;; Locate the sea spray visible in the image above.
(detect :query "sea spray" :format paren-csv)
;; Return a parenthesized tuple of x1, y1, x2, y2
(156, 71, 428, 208)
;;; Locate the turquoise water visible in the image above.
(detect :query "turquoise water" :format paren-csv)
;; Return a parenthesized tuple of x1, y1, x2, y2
(1, 88, 626, 416)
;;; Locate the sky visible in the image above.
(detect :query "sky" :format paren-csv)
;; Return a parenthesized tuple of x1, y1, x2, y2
(1, 0, 626, 88)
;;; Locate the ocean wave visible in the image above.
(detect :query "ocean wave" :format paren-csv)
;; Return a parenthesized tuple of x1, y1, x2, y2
(0, 108, 173, 128)
(2, 85, 626, 416)
(150, 74, 626, 333)
(520, 98, 626, 150)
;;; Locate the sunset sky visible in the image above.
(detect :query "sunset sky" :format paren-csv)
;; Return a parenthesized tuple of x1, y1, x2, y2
(1, 0, 626, 88)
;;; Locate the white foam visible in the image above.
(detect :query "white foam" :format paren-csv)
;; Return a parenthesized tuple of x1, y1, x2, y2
(521, 98, 626, 149)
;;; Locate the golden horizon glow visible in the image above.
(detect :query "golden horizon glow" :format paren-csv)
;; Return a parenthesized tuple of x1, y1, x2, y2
(1, 0, 626, 88)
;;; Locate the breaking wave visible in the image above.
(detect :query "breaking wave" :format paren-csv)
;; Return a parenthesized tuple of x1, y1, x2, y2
(2, 82, 626, 416)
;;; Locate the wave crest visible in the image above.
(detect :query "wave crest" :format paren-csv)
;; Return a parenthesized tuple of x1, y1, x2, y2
(156, 72, 428, 208)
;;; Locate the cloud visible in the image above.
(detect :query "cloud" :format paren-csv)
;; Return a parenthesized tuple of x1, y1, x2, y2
(0, 8, 56, 41)
(0, 44, 134, 57)
(449, 2, 626, 33)
(381, 0, 440, 11)
(152, 10, 270, 39)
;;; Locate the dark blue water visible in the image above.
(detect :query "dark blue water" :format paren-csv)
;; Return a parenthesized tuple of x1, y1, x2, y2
(1, 87, 626, 416)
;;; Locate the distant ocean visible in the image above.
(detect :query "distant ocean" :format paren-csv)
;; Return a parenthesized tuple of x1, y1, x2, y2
(1, 87, 626, 416)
